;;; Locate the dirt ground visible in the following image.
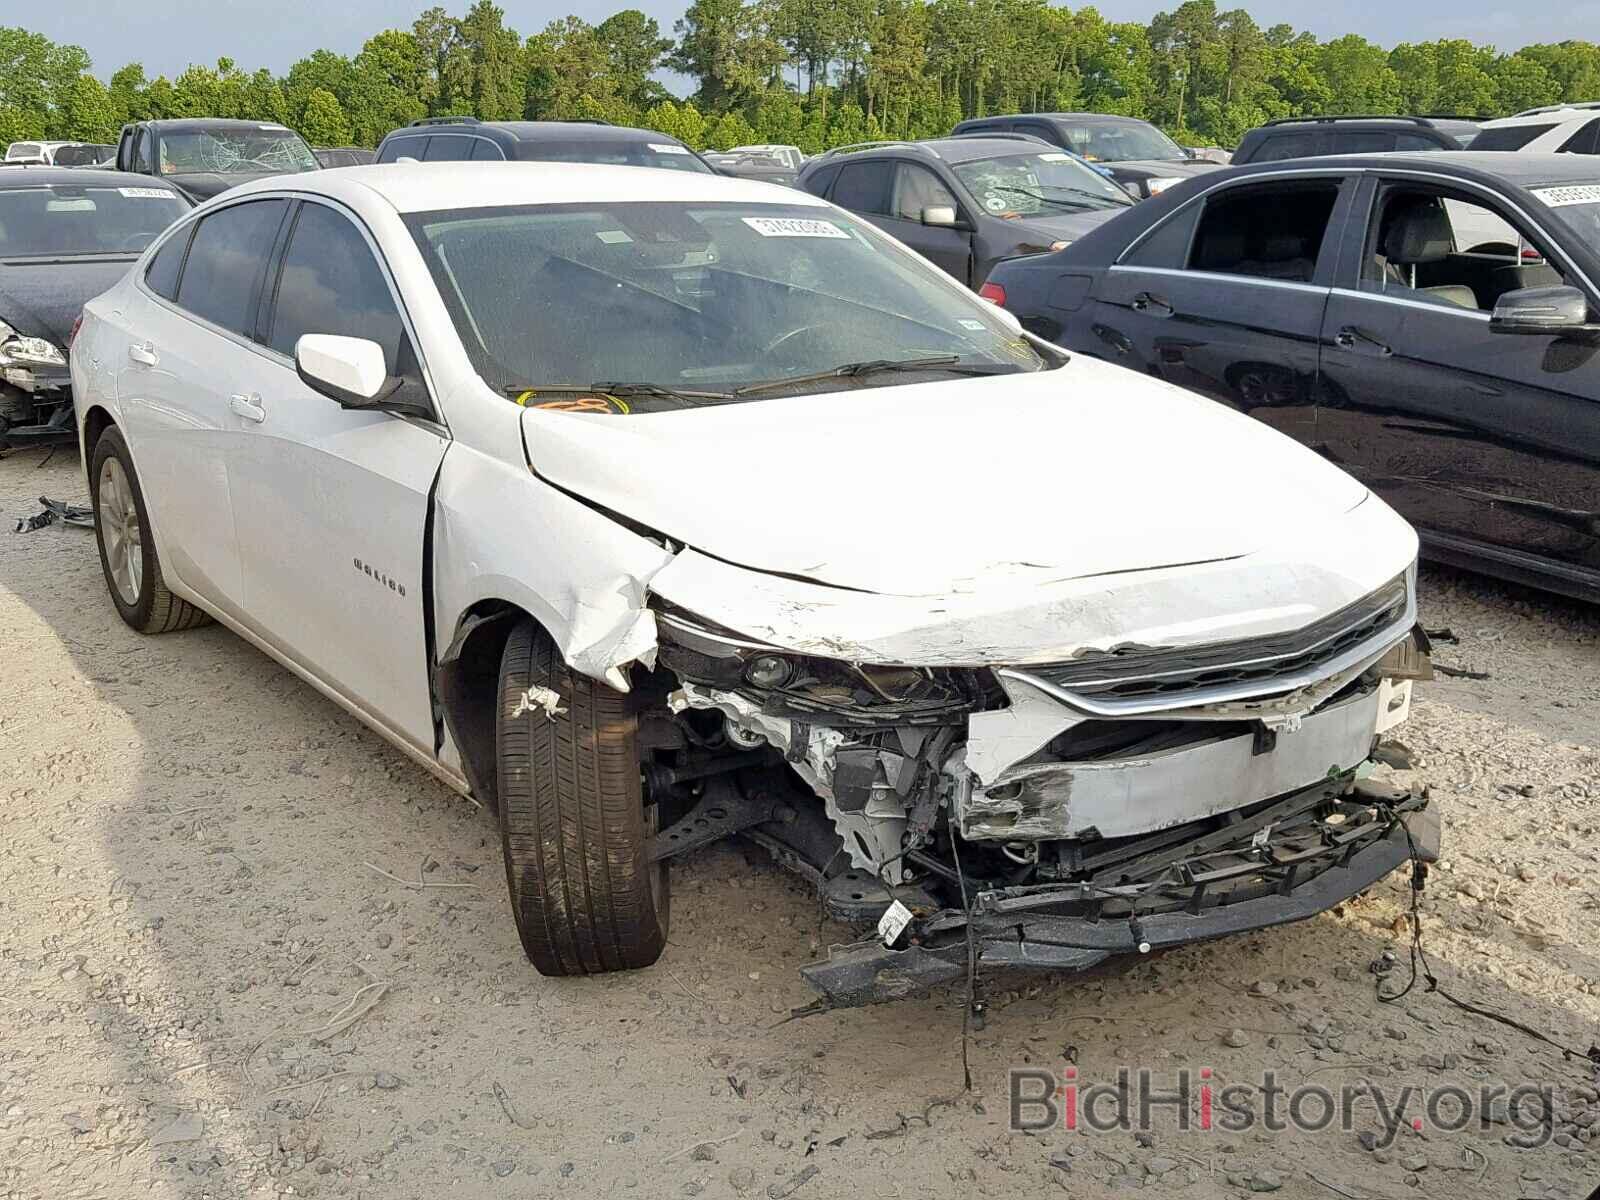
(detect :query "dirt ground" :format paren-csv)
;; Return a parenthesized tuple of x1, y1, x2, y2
(2, 445, 1598, 1200)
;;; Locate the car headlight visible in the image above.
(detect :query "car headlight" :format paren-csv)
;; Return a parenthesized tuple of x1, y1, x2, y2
(1145, 177, 1183, 196)
(0, 320, 65, 368)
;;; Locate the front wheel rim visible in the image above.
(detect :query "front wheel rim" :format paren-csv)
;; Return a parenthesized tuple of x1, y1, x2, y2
(98, 456, 143, 605)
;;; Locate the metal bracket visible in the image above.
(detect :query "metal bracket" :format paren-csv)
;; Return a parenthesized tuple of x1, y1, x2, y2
(648, 780, 787, 862)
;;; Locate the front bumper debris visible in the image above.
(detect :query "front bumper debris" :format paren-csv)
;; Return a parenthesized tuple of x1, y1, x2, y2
(799, 781, 1437, 1009)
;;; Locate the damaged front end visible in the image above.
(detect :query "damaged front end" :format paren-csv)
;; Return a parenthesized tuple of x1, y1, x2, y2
(641, 568, 1436, 1009)
(0, 325, 73, 447)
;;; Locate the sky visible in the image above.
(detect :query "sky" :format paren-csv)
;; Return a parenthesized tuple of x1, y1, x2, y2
(16, 0, 1587, 85)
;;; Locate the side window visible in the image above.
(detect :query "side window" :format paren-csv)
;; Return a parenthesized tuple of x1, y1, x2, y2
(1557, 118, 1600, 155)
(1187, 182, 1339, 283)
(267, 202, 406, 374)
(892, 163, 958, 221)
(801, 162, 839, 198)
(1253, 132, 1320, 161)
(469, 138, 505, 161)
(831, 160, 894, 214)
(423, 135, 473, 162)
(377, 135, 426, 164)
(132, 130, 152, 174)
(1360, 186, 1567, 312)
(1330, 131, 1398, 154)
(144, 226, 191, 301)
(1395, 133, 1441, 152)
(175, 200, 289, 336)
(1122, 203, 1202, 269)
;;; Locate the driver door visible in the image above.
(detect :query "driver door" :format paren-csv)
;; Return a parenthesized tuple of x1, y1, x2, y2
(881, 162, 973, 284)
(227, 199, 449, 753)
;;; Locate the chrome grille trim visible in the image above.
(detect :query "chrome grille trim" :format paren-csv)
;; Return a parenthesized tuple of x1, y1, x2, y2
(1001, 575, 1415, 719)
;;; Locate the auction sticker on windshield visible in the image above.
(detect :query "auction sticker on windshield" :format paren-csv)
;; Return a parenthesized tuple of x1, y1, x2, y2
(1530, 184, 1600, 207)
(648, 143, 690, 154)
(119, 187, 176, 199)
(741, 216, 850, 239)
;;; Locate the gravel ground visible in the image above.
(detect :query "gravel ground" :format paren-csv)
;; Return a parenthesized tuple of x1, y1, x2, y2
(1, 446, 1597, 1200)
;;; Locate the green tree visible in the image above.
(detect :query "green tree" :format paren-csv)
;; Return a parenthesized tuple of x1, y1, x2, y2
(299, 87, 352, 145)
(597, 9, 674, 108)
(61, 73, 115, 139)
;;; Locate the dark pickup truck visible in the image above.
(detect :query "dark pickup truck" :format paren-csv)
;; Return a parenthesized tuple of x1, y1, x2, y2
(113, 119, 320, 203)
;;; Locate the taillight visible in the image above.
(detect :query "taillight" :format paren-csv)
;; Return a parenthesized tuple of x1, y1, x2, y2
(69, 315, 83, 346)
(978, 281, 1007, 306)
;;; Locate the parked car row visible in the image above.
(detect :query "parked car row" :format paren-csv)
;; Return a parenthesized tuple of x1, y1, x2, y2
(59, 154, 1437, 1006)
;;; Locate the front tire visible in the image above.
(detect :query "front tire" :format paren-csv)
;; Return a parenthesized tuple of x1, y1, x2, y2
(496, 619, 668, 976)
(90, 426, 210, 634)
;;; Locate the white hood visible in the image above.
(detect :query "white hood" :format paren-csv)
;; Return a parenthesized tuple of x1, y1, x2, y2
(520, 356, 1369, 598)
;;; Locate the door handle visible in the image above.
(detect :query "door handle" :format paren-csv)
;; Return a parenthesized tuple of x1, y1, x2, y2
(229, 393, 266, 423)
(127, 341, 158, 366)
(1131, 292, 1174, 317)
(1334, 326, 1392, 356)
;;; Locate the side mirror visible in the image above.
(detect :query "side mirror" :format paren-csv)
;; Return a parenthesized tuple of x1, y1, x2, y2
(922, 205, 958, 227)
(1489, 285, 1594, 335)
(295, 334, 424, 415)
(1123, 181, 1143, 199)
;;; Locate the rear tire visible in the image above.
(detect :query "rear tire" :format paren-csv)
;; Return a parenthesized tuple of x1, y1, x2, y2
(90, 426, 211, 634)
(496, 619, 668, 975)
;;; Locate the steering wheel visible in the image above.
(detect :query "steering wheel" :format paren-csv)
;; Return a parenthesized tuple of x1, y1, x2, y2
(763, 324, 829, 357)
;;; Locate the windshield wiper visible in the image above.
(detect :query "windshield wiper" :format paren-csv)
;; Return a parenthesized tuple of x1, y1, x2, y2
(502, 381, 734, 408)
(987, 184, 1092, 211)
(1040, 183, 1133, 207)
(734, 355, 1013, 398)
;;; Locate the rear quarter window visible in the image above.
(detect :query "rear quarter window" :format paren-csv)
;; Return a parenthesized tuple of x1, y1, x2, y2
(1469, 123, 1556, 151)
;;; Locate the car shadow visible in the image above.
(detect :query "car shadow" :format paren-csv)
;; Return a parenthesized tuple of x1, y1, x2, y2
(2, 445, 1596, 1199)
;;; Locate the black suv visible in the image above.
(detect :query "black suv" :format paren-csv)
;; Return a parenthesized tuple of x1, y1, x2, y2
(374, 117, 711, 172)
(950, 113, 1219, 197)
(796, 136, 1133, 288)
(1232, 116, 1482, 164)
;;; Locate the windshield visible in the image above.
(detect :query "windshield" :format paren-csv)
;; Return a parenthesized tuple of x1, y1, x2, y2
(158, 127, 319, 176)
(0, 185, 189, 258)
(1060, 121, 1186, 163)
(518, 140, 712, 173)
(407, 201, 1049, 407)
(1533, 183, 1600, 248)
(954, 152, 1132, 216)
(1469, 123, 1555, 151)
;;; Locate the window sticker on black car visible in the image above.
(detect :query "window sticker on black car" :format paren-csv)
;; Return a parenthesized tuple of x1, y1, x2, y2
(648, 143, 690, 154)
(1530, 184, 1600, 207)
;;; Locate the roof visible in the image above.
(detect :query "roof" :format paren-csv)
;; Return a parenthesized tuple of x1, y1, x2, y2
(1478, 109, 1595, 129)
(810, 136, 1045, 165)
(131, 119, 306, 137)
(1215, 150, 1600, 189)
(384, 121, 690, 147)
(961, 112, 1152, 126)
(225, 160, 829, 215)
(0, 165, 185, 192)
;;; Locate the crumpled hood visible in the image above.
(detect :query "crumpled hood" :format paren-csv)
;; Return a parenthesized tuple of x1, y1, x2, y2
(0, 257, 136, 346)
(521, 356, 1370, 597)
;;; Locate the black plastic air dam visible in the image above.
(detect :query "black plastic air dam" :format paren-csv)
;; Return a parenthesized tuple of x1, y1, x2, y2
(798, 796, 1439, 1009)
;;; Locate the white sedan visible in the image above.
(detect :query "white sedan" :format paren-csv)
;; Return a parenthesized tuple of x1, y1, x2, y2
(71, 162, 1435, 1005)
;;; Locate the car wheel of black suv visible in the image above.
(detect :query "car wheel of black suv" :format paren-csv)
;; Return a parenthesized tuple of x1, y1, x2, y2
(90, 425, 212, 634)
(496, 618, 668, 975)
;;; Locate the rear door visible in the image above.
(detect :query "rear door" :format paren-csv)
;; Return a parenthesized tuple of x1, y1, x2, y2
(228, 197, 448, 751)
(116, 198, 291, 619)
(1085, 172, 1355, 444)
(1316, 174, 1600, 582)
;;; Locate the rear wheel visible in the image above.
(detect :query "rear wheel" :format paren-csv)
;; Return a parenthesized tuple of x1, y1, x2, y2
(90, 426, 210, 634)
(496, 619, 668, 975)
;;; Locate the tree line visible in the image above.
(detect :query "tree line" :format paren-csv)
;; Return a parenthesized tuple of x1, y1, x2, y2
(6, 1, 1600, 153)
